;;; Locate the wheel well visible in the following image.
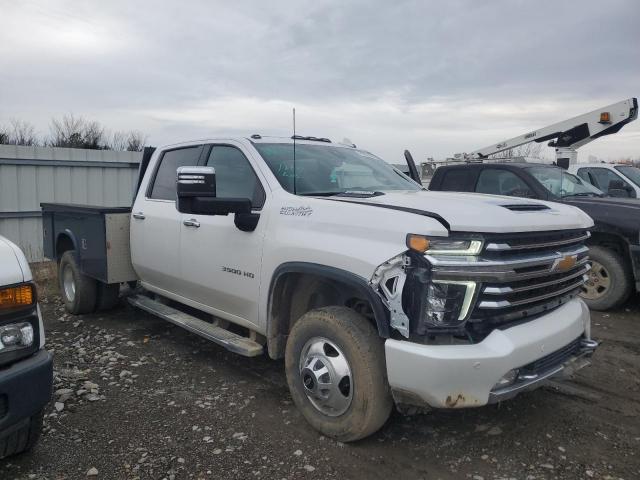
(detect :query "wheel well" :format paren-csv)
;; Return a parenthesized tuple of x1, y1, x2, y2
(56, 234, 75, 260)
(267, 272, 381, 359)
(588, 232, 629, 258)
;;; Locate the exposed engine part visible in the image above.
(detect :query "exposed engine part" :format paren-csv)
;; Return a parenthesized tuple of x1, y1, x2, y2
(370, 254, 411, 338)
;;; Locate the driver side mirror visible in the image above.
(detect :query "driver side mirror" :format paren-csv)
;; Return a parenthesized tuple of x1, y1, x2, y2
(176, 166, 259, 231)
(608, 179, 634, 198)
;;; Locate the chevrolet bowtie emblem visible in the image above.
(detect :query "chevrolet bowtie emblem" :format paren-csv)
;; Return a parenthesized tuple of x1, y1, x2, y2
(551, 254, 577, 272)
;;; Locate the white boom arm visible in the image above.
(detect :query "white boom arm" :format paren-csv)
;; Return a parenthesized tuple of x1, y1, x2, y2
(463, 97, 637, 165)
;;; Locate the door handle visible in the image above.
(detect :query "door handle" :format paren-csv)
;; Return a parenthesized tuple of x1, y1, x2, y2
(183, 218, 200, 228)
(132, 212, 146, 220)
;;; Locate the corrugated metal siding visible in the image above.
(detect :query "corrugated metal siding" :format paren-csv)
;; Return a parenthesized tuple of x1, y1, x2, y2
(0, 144, 140, 261)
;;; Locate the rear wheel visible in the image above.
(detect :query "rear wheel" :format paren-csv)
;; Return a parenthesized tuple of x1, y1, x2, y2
(580, 246, 632, 311)
(0, 409, 44, 459)
(58, 250, 97, 314)
(285, 306, 392, 442)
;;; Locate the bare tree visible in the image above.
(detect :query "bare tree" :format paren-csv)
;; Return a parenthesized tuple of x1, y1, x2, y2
(126, 130, 146, 152)
(49, 114, 86, 148)
(490, 142, 545, 160)
(0, 125, 9, 145)
(9, 119, 39, 146)
(82, 120, 105, 149)
(49, 114, 106, 149)
(107, 131, 129, 151)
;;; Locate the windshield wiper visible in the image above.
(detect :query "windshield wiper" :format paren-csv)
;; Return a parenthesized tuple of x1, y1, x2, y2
(335, 191, 385, 198)
(562, 192, 602, 198)
(298, 191, 385, 198)
(297, 191, 343, 197)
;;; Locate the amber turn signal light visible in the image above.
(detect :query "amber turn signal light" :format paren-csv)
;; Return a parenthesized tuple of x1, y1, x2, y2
(599, 112, 611, 123)
(406, 234, 430, 253)
(0, 284, 34, 309)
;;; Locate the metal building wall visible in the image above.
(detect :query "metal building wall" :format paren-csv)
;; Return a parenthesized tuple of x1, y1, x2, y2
(0, 144, 141, 261)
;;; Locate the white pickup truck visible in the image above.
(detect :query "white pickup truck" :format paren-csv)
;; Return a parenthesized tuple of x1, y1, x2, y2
(42, 135, 598, 441)
(0, 235, 51, 457)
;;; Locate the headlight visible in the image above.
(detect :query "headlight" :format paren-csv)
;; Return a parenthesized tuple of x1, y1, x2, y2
(0, 322, 34, 352)
(424, 280, 476, 327)
(0, 283, 35, 310)
(406, 234, 483, 255)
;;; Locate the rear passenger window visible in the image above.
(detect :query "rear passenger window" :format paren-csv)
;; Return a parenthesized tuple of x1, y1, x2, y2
(149, 146, 202, 200)
(438, 169, 473, 191)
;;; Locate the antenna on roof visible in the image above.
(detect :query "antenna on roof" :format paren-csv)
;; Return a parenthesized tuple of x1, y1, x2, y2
(292, 108, 297, 195)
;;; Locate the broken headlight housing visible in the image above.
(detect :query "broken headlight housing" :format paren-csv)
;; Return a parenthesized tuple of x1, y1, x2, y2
(425, 280, 476, 327)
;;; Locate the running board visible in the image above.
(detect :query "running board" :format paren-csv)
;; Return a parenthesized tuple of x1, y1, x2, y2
(128, 294, 264, 357)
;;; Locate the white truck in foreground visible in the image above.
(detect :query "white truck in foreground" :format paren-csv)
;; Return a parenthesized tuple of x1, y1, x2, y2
(0, 235, 51, 457)
(42, 135, 597, 441)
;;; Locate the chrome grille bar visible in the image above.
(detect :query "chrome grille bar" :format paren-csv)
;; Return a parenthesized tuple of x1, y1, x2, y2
(483, 264, 591, 295)
(477, 276, 588, 309)
(485, 231, 590, 252)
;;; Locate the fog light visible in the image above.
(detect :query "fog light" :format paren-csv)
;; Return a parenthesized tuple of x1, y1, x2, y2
(494, 369, 519, 389)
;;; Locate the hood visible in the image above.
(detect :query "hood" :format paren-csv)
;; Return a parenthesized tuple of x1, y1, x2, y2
(0, 235, 27, 286)
(330, 190, 594, 233)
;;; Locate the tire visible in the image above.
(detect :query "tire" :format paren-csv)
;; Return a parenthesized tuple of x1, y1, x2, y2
(96, 283, 120, 311)
(285, 306, 393, 442)
(580, 245, 632, 311)
(0, 409, 44, 459)
(58, 250, 97, 314)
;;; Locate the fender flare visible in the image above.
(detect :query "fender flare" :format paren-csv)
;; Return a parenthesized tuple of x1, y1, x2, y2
(55, 229, 80, 261)
(267, 261, 390, 343)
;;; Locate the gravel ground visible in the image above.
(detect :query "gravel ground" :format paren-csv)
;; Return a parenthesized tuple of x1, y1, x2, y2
(3, 283, 639, 480)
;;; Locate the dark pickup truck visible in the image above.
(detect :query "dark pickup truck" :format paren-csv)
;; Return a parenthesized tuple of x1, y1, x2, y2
(429, 162, 640, 310)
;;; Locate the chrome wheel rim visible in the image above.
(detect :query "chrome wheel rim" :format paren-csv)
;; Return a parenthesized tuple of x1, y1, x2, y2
(62, 264, 76, 302)
(580, 260, 611, 300)
(299, 337, 353, 417)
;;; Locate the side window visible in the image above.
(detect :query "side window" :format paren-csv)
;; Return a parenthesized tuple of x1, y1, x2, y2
(589, 168, 627, 190)
(149, 146, 202, 200)
(475, 169, 534, 197)
(576, 168, 592, 184)
(439, 169, 473, 191)
(206, 146, 266, 208)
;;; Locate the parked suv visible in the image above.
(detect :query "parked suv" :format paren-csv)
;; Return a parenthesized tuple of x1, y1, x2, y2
(43, 136, 597, 441)
(0, 235, 52, 458)
(429, 162, 640, 310)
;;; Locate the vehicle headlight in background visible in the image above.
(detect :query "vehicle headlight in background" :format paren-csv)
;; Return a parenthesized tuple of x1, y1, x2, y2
(0, 322, 34, 352)
(425, 280, 476, 327)
(0, 283, 35, 310)
(407, 234, 483, 255)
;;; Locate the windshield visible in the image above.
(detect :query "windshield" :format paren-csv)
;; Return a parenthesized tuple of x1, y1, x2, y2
(253, 143, 421, 195)
(615, 166, 640, 188)
(527, 166, 603, 197)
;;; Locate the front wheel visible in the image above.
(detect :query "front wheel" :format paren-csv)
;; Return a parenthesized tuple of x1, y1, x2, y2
(285, 306, 393, 442)
(580, 246, 632, 311)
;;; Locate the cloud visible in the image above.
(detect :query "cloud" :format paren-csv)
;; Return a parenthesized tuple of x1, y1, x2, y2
(0, 0, 638, 162)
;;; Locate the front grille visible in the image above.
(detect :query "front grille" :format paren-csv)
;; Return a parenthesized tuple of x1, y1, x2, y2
(520, 337, 582, 375)
(427, 229, 590, 337)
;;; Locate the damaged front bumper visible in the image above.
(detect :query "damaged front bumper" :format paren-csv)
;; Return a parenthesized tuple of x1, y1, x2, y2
(384, 297, 594, 409)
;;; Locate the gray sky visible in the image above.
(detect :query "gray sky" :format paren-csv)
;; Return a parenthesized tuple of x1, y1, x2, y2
(1, 0, 639, 163)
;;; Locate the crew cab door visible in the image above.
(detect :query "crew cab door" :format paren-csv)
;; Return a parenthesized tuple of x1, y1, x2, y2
(130, 145, 204, 292)
(178, 143, 268, 327)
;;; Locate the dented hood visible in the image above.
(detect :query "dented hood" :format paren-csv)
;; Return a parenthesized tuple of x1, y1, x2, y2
(330, 190, 594, 233)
